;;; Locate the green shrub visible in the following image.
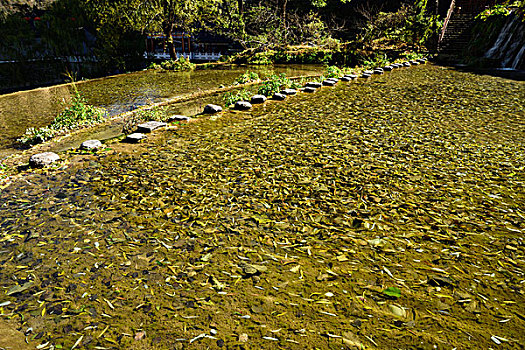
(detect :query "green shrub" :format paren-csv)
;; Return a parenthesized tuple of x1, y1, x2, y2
(257, 73, 298, 96)
(222, 89, 252, 107)
(18, 92, 106, 146)
(325, 65, 343, 78)
(159, 57, 196, 71)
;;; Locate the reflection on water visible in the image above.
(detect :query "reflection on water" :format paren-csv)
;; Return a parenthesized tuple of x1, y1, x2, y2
(0, 64, 322, 158)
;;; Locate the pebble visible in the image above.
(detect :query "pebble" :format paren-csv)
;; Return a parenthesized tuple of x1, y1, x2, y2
(29, 152, 60, 168)
(203, 104, 223, 114)
(280, 88, 297, 95)
(250, 95, 267, 104)
(305, 82, 322, 88)
(168, 115, 191, 122)
(234, 101, 252, 110)
(125, 133, 147, 143)
(80, 140, 103, 151)
(136, 121, 167, 133)
(272, 93, 286, 100)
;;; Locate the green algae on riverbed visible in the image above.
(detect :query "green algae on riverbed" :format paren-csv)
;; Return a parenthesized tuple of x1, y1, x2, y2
(0, 65, 524, 349)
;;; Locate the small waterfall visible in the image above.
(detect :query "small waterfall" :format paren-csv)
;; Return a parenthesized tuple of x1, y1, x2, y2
(484, 11, 525, 70)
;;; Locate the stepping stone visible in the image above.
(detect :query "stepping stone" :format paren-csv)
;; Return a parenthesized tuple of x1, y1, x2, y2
(327, 78, 339, 82)
(80, 140, 103, 151)
(203, 104, 222, 114)
(403, 62, 411, 67)
(373, 69, 384, 74)
(410, 60, 420, 65)
(340, 77, 351, 82)
(168, 115, 191, 122)
(417, 58, 427, 63)
(361, 73, 372, 78)
(29, 152, 60, 168)
(234, 101, 252, 110)
(322, 80, 336, 86)
(280, 89, 297, 95)
(250, 95, 267, 104)
(305, 82, 322, 88)
(383, 66, 393, 71)
(344, 74, 358, 79)
(125, 133, 147, 143)
(272, 93, 286, 100)
(136, 121, 167, 133)
(303, 87, 317, 93)
(363, 70, 374, 75)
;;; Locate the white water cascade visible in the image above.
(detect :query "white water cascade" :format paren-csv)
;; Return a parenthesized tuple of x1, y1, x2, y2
(484, 12, 525, 70)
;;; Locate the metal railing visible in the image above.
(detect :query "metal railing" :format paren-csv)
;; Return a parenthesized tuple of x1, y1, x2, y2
(439, 0, 456, 45)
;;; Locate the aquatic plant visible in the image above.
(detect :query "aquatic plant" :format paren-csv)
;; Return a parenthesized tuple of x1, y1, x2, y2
(258, 73, 299, 96)
(18, 92, 105, 146)
(158, 57, 196, 71)
(235, 71, 260, 84)
(222, 89, 252, 107)
(122, 106, 169, 135)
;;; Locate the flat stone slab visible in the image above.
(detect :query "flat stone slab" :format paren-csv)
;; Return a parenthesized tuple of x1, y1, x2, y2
(203, 104, 223, 114)
(29, 152, 60, 168)
(322, 80, 336, 86)
(168, 115, 191, 122)
(272, 93, 286, 100)
(303, 87, 317, 93)
(417, 58, 427, 63)
(80, 140, 103, 151)
(340, 77, 351, 82)
(410, 60, 420, 65)
(234, 101, 252, 110)
(361, 73, 372, 78)
(280, 89, 297, 95)
(125, 133, 147, 143)
(373, 69, 384, 74)
(403, 62, 411, 67)
(363, 70, 374, 75)
(136, 121, 167, 133)
(344, 74, 358, 79)
(305, 82, 322, 88)
(383, 66, 393, 71)
(250, 95, 267, 104)
(326, 78, 339, 82)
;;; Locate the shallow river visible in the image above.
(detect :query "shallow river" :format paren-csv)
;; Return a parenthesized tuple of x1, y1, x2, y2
(0, 64, 524, 349)
(0, 64, 322, 158)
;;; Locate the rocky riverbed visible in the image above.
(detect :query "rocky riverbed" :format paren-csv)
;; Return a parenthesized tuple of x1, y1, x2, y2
(0, 64, 524, 349)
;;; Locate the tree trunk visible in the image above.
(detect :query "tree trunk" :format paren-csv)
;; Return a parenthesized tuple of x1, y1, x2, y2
(164, 24, 176, 60)
(238, 0, 243, 15)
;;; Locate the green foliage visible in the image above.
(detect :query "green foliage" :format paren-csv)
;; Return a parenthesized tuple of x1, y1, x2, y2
(235, 72, 260, 84)
(324, 65, 343, 78)
(476, 2, 520, 21)
(383, 287, 402, 299)
(18, 92, 105, 146)
(361, 53, 389, 69)
(159, 57, 196, 71)
(222, 89, 251, 107)
(257, 73, 298, 96)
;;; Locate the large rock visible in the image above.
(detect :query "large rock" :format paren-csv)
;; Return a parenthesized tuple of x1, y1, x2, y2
(125, 133, 147, 143)
(272, 93, 286, 100)
(168, 115, 191, 122)
(80, 140, 103, 151)
(136, 121, 167, 133)
(305, 82, 322, 88)
(234, 101, 252, 110)
(280, 89, 297, 95)
(29, 152, 60, 168)
(203, 104, 223, 114)
(250, 95, 267, 104)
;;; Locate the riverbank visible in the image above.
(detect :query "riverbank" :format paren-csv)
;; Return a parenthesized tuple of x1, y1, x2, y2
(0, 64, 523, 349)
